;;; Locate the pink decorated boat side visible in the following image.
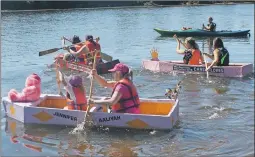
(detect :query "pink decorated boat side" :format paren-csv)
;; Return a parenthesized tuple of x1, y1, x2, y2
(142, 60, 253, 78)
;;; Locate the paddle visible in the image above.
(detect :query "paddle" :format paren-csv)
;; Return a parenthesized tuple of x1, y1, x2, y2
(39, 40, 86, 56)
(173, 34, 188, 49)
(55, 62, 62, 95)
(82, 50, 98, 129)
(203, 54, 209, 78)
(63, 36, 113, 62)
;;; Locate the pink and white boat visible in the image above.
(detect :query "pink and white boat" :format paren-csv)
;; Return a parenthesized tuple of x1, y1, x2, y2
(142, 60, 253, 78)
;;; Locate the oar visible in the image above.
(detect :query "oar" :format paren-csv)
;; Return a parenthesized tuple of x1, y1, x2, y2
(63, 36, 113, 62)
(83, 50, 98, 129)
(39, 40, 86, 56)
(55, 62, 62, 95)
(203, 54, 209, 78)
(173, 35, 188, 49)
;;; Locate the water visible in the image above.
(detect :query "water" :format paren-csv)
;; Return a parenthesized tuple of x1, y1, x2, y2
(1, 4, 254, 156)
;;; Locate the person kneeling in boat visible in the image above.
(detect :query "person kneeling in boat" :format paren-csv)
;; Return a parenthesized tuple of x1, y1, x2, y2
(88, 63, 141, 114)
(203, 37, 229, 71)
(57, 70, 87, 111)
(173, 34, 204, 65)
(202, 17, 216, 32)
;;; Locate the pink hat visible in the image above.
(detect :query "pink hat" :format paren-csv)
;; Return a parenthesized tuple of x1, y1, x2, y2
(69, 76, 83, 87)
(108, 63, 129, 74)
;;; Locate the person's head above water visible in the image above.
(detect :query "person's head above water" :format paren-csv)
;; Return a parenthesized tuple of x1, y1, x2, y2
(208, 17, 213, 23)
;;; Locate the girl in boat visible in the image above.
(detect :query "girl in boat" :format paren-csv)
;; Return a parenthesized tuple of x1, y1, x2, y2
(57, 69, 88, 111)
(88, 63, 141, 114)
(85, 35, 103, 64)
(203, 37, 229, 71)
(173, 34, 204, 65)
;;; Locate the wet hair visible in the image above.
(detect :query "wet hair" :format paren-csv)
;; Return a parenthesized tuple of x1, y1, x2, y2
(213, 37, 224, 49)
(72, 35, 81, 44)
(185, 37, 199, 49)
(86, 35, 96, 46)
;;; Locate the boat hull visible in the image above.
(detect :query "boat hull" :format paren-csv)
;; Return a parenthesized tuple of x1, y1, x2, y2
(2, 94, 179, 130)
(48, 53, 120, 75)
(154, 28, 250, 37)
(142, 60, 253, 78)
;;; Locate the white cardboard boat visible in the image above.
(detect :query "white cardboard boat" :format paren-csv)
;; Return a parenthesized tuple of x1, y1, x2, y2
(2, 94, 179, 130)
(142, 60, 253, 78)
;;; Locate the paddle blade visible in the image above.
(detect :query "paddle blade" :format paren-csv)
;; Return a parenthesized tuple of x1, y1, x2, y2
(101, 52, 112, 62)
(39, 48, 61, 56)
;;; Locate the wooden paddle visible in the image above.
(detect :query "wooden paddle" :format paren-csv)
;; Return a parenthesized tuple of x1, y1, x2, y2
(63, 36, 113, 62)
(83, 50, 98, 129)
(173, 34, 188, 49)
(39, 40, 86, 56)
(203, 54, 209, 78)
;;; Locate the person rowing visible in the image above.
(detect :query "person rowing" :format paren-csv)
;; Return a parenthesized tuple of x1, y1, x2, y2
(173, 34, 204, 65)
(202, 17, 216, 32)
(88, 63, 141, 114)
(203, 37, 229, 71)
(85, 35, 103, 64)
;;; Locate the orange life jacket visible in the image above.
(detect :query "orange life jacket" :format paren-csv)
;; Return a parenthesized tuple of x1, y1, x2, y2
(85, 41, 101, 59)
(111, 79, 140, 113)
(66, 87, 87, 111)
(188, 49, 202, 65)
(74, 44, 87, 62)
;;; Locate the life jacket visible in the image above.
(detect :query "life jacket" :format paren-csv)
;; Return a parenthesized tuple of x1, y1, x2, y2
(207, 22, 216, 31)
(217, 48, 229, 66)
(111, 79, 140, 113)
(74, 44, 87, 63)
(85, 41, 101, 60)
(183, 49, 201, 65)
(151, 51, 159, 61)
(66, 87, 87, 111)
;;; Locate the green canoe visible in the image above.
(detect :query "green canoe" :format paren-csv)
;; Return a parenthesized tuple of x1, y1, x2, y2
(154, 28, 251, 37)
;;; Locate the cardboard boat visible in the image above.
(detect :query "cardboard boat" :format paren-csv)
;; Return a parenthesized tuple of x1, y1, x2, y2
(142, 60, 253, 78)
(2, 94, 179, 130)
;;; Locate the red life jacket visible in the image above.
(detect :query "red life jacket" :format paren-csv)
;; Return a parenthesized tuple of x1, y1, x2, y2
(66, 87, 87, 111)
(111, 79, 140, 113)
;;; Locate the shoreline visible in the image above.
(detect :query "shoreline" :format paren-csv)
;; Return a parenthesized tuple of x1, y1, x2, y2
(1, 2, 253, 13)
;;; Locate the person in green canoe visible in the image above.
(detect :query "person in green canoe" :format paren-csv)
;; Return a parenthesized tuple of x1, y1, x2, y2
(203, 37, 229, 71)
(202, 17, 216, 32)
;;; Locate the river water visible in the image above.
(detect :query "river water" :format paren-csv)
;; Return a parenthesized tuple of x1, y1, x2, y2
(1, 4, 254, 156)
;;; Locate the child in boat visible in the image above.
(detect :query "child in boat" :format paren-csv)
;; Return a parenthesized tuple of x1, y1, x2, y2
(88, 63, 141, 114)
(57, 70, 87, 111)
(173, 34, 204, 65)
(203, 37, 229, 71)
(150, 48, 159, 61)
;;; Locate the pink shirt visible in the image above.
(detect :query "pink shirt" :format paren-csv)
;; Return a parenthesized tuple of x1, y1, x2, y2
(113, 83, 141, 114)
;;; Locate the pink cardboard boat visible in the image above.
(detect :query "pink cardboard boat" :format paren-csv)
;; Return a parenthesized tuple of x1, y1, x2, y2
(142, 60, 253, 78)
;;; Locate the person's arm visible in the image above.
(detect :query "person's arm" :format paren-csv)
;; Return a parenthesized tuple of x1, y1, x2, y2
(206, 49, 219, 71)
(203, 52, 214, 60)
(91, 69, 116, 88)
(89, 91, 122, 106)
(58, 70, 67, 86)
(199, 51, 205, 64)
(69, 45, 90, 57)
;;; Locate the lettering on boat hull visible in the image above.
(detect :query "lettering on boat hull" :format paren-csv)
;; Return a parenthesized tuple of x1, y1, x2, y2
(53, 112, 77, 121)
(173, 65, 224, 73)
(99, 116, 121, 123)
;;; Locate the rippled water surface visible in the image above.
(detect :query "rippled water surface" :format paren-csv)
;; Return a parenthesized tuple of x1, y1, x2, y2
(1, 4, 254, 156)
